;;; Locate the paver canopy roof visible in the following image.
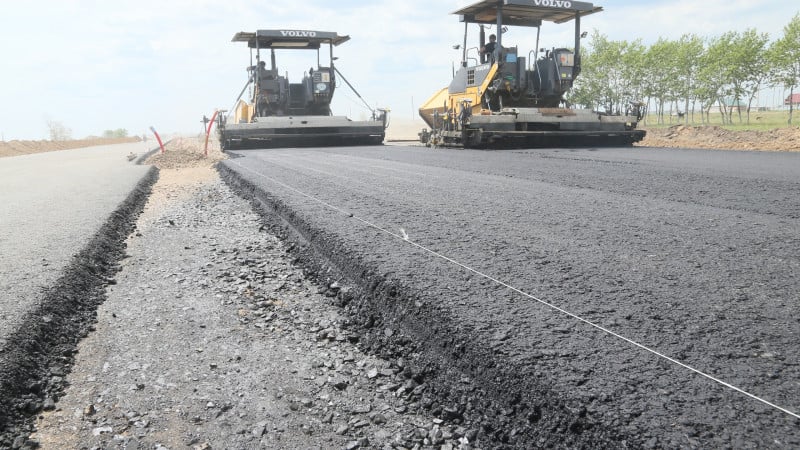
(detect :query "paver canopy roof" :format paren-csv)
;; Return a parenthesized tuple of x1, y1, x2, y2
(231, 30, 350, 49)
(453, 0, 602, 26)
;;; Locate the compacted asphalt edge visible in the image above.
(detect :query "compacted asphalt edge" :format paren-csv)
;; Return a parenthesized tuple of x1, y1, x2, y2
(0, 166, 159, 448)
(217, 161, 624, 448)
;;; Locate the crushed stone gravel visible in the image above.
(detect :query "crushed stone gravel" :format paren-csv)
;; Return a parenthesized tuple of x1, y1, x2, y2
(31, 145, 474, 449)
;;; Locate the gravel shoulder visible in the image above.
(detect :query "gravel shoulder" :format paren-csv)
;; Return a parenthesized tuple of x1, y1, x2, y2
(31, 141, 472, 450)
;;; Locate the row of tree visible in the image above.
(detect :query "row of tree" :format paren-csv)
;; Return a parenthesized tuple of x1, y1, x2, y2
(45, 118, 129, 141)
(569, 14, 800, 126)
(102, 129, 129, 139)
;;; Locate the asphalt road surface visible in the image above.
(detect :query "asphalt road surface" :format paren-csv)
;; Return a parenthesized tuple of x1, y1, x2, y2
(0, 143, 156, 445)
(0, 143, 153, 343)
(221, 145, 800, 448)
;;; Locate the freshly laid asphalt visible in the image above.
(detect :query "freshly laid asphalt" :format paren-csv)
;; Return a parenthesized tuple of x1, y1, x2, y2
(221, 145, 800, 448)
(0, 143, 153, 348)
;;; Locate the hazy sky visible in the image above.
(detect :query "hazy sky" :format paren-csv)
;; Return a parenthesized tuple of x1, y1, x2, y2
(1, 0, 797, 140)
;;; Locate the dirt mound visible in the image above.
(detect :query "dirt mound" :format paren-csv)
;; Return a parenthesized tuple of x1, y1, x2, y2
(0, 137, 142, 158)
(638, 125, 800, 151)
(144, 135, 226, 169)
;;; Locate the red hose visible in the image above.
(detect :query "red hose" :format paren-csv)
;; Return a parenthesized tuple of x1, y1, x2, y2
(204, 110, 219, 158)
(149, 126, 165, 154)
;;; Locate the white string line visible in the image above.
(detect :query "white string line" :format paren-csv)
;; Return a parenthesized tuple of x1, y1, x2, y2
(229, 159, 800, 421)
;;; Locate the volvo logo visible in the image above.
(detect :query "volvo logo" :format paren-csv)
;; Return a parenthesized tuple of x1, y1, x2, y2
(280, 30, 317, 37)
(532, 0, 573, 8)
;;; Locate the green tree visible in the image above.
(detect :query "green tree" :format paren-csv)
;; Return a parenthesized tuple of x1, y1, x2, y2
(643, 38, 681, 124)
(674, 34, 705, 124)
(709, 30, 769, 124)
(622, 39, 648, 113)
(569, 31, 645, 115)
(559, 21, 792, 128)
(772, 13, 800, 125)
(102, 129, 129, 138)
(732, 30, 770, 124)
(569, 31, 609, 110)
(697, 35, 730, 124)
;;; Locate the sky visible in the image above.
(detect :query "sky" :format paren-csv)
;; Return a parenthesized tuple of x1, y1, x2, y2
(0, 0, 797, 140)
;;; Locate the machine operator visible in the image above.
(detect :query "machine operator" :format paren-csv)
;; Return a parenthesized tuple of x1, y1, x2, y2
(481, 34, 497, 63)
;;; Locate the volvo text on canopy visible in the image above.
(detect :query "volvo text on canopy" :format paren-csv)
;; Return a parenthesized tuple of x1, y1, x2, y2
(218, 29, 388, 150)
(418, 0, 646, 148)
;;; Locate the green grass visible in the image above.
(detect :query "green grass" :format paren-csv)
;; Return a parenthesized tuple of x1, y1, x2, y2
(642, 110, 798, 131)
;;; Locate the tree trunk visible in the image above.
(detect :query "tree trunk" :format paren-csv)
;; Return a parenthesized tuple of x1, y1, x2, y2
(684, 97, 690, 125)
(790, 86, 795, 126)
(657, 100, 662, 124)
(737, 96, 743, 124)
(668, 102, 673, 124)
(746, 93, 756, 125)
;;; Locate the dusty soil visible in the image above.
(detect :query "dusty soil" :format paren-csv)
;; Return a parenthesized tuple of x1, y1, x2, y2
(0, 137, 144, 158)
(4, 126, 800, 154)
(144, 136, 226, 170)
(387, 117, 800, 151)
(638, 125, 800, 151)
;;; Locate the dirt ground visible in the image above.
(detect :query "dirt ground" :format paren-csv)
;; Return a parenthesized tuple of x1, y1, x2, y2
(144, 135, 226, 168)
(386, 117, 800, 151)
(0, 137, 144, 158)
(4, 125, 800, 155)
(638, 125, 800, 151)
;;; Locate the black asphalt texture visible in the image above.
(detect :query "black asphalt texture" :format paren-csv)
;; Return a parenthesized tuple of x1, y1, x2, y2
(220, 145, 800, 449)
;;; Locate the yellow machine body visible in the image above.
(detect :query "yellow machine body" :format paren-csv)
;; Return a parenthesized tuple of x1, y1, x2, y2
(418, 63, 499, 130)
